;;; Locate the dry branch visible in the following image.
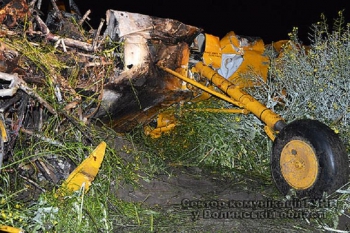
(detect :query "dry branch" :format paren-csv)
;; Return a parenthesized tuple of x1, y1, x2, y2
(93, 18, 105, 51)
(20, 128, 64, 147)
(34, 14, 94, 52)
(79, 9, 91, 25)
(46, 34, 94, 52)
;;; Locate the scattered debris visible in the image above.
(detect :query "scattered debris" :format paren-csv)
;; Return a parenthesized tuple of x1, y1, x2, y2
(0, 3, 348, 228)
(0, 0, 205, 172)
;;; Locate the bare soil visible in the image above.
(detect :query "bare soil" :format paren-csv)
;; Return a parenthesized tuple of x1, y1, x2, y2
(111, 136, 350, 233)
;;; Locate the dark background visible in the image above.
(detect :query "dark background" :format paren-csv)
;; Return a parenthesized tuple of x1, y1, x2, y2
(75, 1, 349, 44)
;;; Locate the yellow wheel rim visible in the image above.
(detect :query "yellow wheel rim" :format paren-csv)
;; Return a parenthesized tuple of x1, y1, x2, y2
(280, 139, 319, 190)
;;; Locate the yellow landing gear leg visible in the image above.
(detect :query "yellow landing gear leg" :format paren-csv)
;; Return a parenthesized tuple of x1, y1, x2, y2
(160, 62, 349, 198)
(193, 61, 286, 133)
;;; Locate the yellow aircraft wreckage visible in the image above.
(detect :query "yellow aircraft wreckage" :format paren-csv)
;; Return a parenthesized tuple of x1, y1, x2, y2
(0, 4, 348, 229)
(93, 10, 349, 200)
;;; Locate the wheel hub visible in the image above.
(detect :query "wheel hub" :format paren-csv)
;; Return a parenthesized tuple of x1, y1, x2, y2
(280, 139, 319, 190)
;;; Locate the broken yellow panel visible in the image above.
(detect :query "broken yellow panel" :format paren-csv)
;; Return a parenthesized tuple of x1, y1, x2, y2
(56, 141, 106, 196)
(222, 34, 269, 86)
(216, 31, 269, 86)
(220, 31, 242, 55)
(0, 119, 7, 142)
(144, 123, 176, 139)
(202, 33, 221, 69)
(271, 40, 290, 54)
(0, 225, 23, 233)
(144, 111, 177, 138)
(242, 38, 265, 53)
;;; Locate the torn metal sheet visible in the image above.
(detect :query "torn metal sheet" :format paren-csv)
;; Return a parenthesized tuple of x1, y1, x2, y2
(56, 141, 106, 196)
(94, 10, 202, 132)
(200, 31, 270, 87)
(93, 10, 271, 132)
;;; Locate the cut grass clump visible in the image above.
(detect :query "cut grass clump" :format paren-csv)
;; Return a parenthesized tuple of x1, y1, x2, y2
(136, 99, 272, 182)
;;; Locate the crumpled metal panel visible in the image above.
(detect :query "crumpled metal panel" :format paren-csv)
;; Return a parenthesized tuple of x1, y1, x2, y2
(95, 10, 202, 132)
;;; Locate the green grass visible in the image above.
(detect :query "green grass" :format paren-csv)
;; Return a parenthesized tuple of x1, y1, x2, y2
(135, 99, 273, 182)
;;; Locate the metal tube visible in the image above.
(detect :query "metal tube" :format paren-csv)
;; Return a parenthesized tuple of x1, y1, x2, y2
(194, 62, 285, 130)
(159, 65, 244, 108)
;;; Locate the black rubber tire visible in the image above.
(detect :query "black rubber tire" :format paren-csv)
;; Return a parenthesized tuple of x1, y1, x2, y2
(271, 119, 349, 198)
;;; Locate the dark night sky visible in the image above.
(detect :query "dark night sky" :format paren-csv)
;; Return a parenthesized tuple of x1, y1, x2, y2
(76, 1, 350, 44)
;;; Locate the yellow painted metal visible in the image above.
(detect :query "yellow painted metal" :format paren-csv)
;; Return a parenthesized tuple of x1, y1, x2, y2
(56, 141, 106, 196)
(0, 225, 23, 233)
(144, 123, 176, 139)
(159, 65, 244, 108)
(220, 31, 269, 87)
(280, 139, 318, 190)
(271, 40, 290, 55)
(202, 33, 221, 69)
(229, 41, 269, 87)
(0, 119, 7, 142)
(0, 118, 6, 169)
(144, 106, 248, 138)
(187, 108, 249, 114)
(264, 126, 276, 141)
(194, 61, 284, 130)
(220, 31, 242, 54)
(144, 111, 177, 138)
(189, 89, 212, 103)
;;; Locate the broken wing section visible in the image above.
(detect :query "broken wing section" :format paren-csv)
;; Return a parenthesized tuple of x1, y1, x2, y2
(94, 10, 202, 132)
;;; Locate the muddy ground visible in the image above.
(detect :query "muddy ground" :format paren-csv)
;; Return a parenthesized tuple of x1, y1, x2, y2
(112, 136, 350, 233)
